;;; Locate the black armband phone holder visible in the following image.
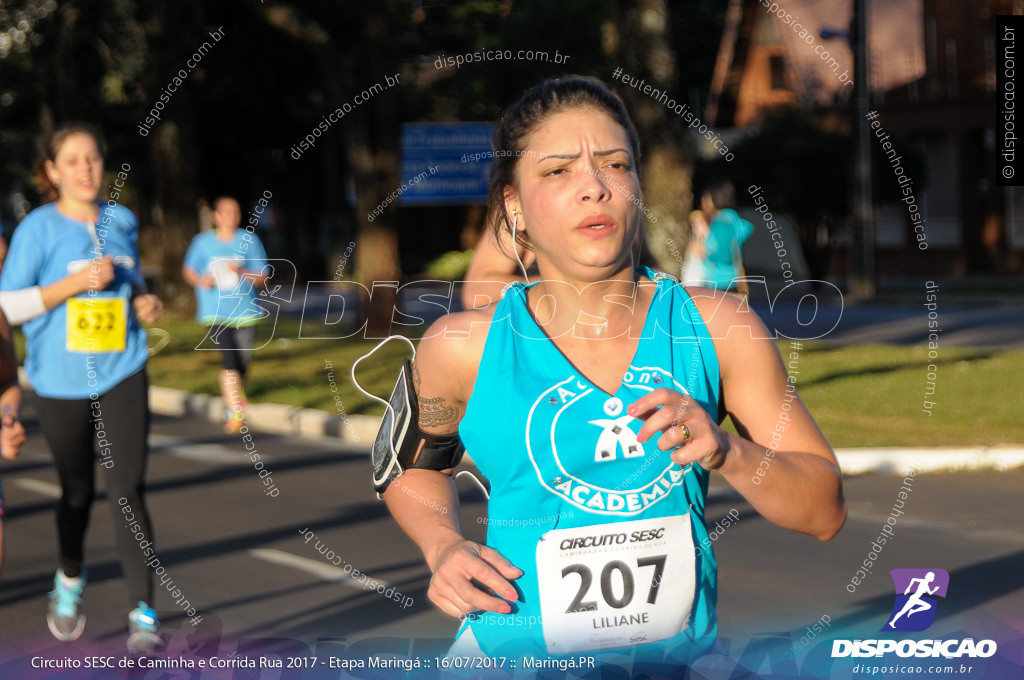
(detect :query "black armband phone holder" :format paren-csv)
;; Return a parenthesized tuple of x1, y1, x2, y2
(371, 359, 466, 494)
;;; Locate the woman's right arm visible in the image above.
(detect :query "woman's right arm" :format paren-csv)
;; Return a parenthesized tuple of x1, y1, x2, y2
(38, 257, 114, 310)
(381, 313, 523, 618)
(0, 220, 113, 324)
(1, 259, 114, 324)
(0, 261, 113, 325)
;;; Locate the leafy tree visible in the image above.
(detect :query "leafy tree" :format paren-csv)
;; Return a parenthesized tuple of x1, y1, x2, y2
(1, 0, 731, 303)
(697, 108, 852, 281)
(698, 107, 927, 280)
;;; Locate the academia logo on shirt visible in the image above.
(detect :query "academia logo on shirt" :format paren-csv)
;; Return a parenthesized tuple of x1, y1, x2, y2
(832, 568, 997, 660)
(526, 366, 695, 516)
(882, 568, 949, 632)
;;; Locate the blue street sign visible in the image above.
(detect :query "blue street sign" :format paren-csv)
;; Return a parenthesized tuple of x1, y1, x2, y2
(400, 122, 494, 205)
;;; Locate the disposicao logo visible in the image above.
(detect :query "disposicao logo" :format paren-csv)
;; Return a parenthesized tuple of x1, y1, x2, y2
(882, 568, 948, 632)
(832, 569, 997, 659)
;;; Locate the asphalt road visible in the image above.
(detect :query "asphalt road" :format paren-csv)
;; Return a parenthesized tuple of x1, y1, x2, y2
(0, 403, 1021, 678)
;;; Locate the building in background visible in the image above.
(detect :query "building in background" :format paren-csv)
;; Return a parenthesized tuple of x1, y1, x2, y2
(707, 0, 1021, 276)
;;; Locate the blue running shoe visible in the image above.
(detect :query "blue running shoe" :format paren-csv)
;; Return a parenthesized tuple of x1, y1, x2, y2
(47, 569, 86, 641)
(127, 601, 162, 654)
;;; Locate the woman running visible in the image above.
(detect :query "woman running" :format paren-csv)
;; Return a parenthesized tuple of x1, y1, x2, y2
(182, 196, 270, 433)
(0, 123, 164, 652)
(380, 76, 846, 673)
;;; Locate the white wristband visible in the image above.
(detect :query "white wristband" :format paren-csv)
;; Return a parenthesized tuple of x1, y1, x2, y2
(0, 287, 47, 325)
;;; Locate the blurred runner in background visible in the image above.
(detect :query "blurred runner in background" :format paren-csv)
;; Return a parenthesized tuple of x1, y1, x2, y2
(698, 178, 753, 293)
(183, 196, 269, 433)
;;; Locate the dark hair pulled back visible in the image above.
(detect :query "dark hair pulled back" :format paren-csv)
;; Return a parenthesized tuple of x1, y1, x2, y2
(486, 76, 640, 251)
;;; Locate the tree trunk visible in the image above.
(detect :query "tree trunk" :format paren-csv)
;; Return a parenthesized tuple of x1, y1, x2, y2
(610, 0, 693, 273)
(142, 3, 204, 312)
(343, 4, 403, 334)
(151, 122, 200, 313)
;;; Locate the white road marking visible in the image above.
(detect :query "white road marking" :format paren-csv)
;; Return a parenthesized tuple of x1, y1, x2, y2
(248, 548, 390, 590)
(845, 510, 1024, 543)
(13, 478, 62, 498)
(149, 434, 255, 464)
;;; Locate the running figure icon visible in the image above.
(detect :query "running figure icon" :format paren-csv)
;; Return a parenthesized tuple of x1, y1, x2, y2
(888, 571, 939, 628)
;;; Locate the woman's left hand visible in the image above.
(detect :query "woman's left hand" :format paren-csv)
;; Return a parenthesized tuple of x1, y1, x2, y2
(628, 388, 730, 470)
(1, 412, 25, 460)
(133, 294, 164, 324)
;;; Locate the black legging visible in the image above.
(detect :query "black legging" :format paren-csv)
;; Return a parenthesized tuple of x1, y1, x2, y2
(34, 368, 153, 607)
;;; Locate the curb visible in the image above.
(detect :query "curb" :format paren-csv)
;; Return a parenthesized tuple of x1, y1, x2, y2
(149, 385, 380, 444)
(833, 446, 1024, 475)
(147, 385, 1024, 475)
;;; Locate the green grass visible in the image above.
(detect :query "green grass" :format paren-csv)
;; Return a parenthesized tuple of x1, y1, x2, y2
(15, 314, 1023, 447)
(778, 343, 1023, 448)
(142, 314, 414, 415)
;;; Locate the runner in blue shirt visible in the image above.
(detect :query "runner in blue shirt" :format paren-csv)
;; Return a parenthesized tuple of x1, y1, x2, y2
(183, 197, 269, 433)
(0, 123, 164, 652)
(380, 77, 846, 676)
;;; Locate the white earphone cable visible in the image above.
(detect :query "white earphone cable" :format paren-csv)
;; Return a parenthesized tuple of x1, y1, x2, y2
(510, 209, 530, 284)
(351, 334, 489, 501)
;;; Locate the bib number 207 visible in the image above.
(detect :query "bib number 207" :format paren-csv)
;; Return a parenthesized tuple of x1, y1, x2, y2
(563, 555, 666, 613)
(536, 515, 694, 653)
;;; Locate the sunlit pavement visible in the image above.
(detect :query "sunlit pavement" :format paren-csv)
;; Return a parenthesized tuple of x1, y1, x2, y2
(1, 402, 1020, 665)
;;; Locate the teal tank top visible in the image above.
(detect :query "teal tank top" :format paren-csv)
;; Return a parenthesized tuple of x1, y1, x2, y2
(457, 268, 722, 668)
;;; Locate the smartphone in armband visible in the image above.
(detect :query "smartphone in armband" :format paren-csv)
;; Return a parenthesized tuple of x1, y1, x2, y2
(372, 360, 413, 492)
(371, 359, 465, 495)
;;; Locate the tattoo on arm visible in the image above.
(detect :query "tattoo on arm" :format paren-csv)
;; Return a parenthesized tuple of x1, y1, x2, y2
(419, 395, 459, 429)
(413, 359, 460, 429)
(412, 360, 423, 393)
